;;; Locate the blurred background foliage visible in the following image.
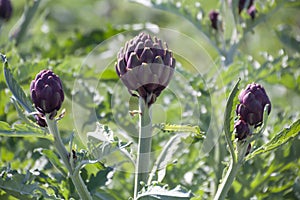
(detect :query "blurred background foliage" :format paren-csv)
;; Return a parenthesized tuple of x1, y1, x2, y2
(0, 0, 299, 199)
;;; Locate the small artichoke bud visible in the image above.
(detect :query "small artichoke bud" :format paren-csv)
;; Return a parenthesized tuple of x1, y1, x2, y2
(34, 113, 47, 127)
(238, 0, 254, 14)
(234, 119, 250, 140)
(238, 0, 256, 19)
(247, 5, 256, 19)
(209, 10, 219, 30)
(236, 83, 271, 126)
(0, 0, 12, 21)
(30, 70, 64, 118)
(115, 32, 176, 106)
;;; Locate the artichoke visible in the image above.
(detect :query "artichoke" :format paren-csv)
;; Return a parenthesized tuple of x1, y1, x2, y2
(238, 0, 254, 14)
(209, 10, 219, 30)
(30, 70, 64, 118)
(0, 0, 12, 21)
(115, 32, 176, 106)
(236, 83, 271, 126)
(234, 119, 250, 140)
(238, 0, 256, 19)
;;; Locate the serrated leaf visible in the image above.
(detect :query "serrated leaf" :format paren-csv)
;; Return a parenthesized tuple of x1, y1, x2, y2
(149, 133, 189, 183)
(2, 56, 35, 113)
(41, 149, 67, 177)
(158, 123, 205, 139)
(246, 118, 300, 160)
(138, 185, 193, 200)
(224, 78, 240, 156)
(0, 121, 52, 140)
(87, 123, 134, 167)
(87, 167, 113, 192)
(0, 169, 56, 199)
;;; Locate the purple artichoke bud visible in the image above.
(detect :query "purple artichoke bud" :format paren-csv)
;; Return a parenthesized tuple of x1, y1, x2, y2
(34, 113, 47, 127)
(209, 10, 219, 30)
(234, 119, 250, 140)
(30, 70, 64, 117)
(237, 83, 271, 126)
(0, 0, 12, 21)
(115, 32, 176, 106)
(238, 0, 254, 14)
(247, 5, 256, 19)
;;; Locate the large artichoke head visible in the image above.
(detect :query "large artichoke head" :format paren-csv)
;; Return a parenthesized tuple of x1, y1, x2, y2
(115, 32, 176, 107)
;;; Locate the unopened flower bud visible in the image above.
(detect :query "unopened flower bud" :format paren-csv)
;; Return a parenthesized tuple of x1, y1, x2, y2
(115, 32, 176, 106)
(238, 0, 257, 19)
(247, 5, 256, 19)
(234, 119, 250, 140)
(30, 70, 64, 117)
(238, 0, 254, 14)
(0, 0, 12, 21)
(236, 83, 271, 126)
(209, 10, 220, 30)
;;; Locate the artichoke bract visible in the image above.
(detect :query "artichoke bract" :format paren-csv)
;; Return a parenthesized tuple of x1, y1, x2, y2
(0, 0, 12, 21)
(30, 70, 64, 118)
(115, 32, 176, 106)
(236, 83, 271, 126)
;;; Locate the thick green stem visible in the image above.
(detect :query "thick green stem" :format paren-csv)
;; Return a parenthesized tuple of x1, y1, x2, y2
(45, 115, 92, 200)
(134, 98, 152, 199)
(213, 159, 240, 200)
(213, 142, 249, 200)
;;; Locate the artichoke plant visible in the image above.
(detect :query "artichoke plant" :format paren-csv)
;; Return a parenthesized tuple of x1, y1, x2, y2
(115, 32, 176, 106)
(236, 83, 271, 126)
(0, 0, 12, 21)
(30, 70, 64, 119)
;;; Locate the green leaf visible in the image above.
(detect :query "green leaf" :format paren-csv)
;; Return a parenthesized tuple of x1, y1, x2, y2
(41, 149, 67, 177)
(246, 118, 300, 160)
(87, 167, 113, 192)
(137, 185, 193, 200)
(87, 123, 134, 167)
(157, 123, 205, 140)
(0, 169, 56, 199)
(0, 121, 52, 140)
(149, 133, 190, 184)
(224, 78, 241, 159)
(2, 55, 35, 113)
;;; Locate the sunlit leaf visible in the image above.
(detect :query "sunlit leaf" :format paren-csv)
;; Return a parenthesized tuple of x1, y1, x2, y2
(2, 56, 35, 113)
(41, 149, 67, 177)
(137, 185, 193, 199)
(0, 121, 52, 140)
(0, 169, 56, 199)
(149, 133, 189, 183)
(246, 118, 300, 160)
(224, 78, 240, 157)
